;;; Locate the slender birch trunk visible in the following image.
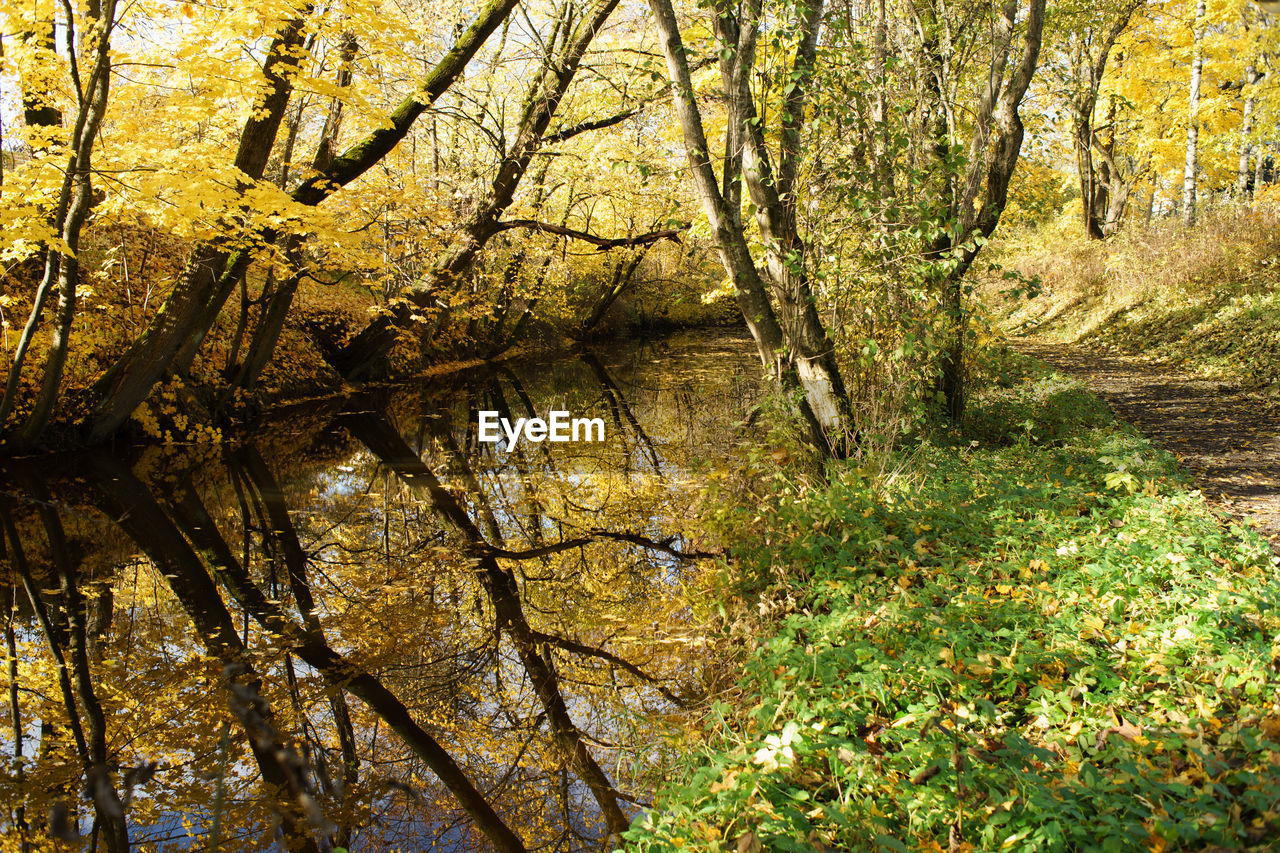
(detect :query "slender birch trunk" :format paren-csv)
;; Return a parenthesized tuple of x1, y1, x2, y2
(1182, 0, 1206, 226)
(1237, 65, 1258, 198)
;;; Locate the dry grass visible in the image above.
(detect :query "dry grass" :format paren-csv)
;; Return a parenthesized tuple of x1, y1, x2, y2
(985, 194, 1280, 388)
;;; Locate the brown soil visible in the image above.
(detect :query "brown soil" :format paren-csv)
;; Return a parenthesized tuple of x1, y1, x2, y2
(1014, 341, 1280, 549)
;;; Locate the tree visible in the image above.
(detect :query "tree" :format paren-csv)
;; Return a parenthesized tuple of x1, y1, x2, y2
(912, 0, 1048, 419)
(81, 0, 525, 444)
(1183, 0, 1207, 224)
(0, 0, 121, 450)
(647, 0, 851, 450)
(1053, 1, 1145, 238)
(649, 0, 1047, 433)
(330, 0, 624, 378)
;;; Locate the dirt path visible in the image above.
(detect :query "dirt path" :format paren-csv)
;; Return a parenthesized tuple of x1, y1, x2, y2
(1014, 341, 1280, 548)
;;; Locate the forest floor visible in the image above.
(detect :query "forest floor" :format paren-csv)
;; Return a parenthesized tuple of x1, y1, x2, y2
(1012, 340, 1280, 549)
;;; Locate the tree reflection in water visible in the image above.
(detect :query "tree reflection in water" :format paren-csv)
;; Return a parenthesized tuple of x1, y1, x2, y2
(0, 332, 760, 851)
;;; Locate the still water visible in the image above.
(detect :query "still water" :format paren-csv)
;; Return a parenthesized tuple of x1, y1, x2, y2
(0, 330, 761, 852)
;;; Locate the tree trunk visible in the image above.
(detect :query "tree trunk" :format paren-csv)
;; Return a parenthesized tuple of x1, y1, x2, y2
(1103, 178, 1132, 236)
(1065, 9, 1136, 241)
(648, 0, 834, 450)
(9, 0, 118, 450)
(1075, 114, 1109, 239)
(231, 35, 360, 392)
(1237, 65, 1258, 198)
(576, 249, 647, 337)
(1182, 0, 1206, 226)
(937, 0, 1046, 420)
(168, 12, 316, 378)
(730, 0, 855, 442)
(84, 13, 310, 440)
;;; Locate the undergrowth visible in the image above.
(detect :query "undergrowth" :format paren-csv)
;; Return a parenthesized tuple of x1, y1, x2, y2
(626, 354, 1280, 851)
(990, 199, 1280, 391)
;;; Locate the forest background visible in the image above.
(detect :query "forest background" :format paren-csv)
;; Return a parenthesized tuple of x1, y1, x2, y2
(0, 0, 1276, 455)
(4, 0, 1280, 849)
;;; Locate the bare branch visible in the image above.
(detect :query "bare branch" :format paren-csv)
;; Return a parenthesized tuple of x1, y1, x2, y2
(491, 219, 682, 250)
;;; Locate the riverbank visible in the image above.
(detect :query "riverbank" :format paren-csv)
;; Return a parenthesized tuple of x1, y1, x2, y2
(627, 352, 1280, 850)
(10, 318, 745, 453)
(0, 213, 739, 452)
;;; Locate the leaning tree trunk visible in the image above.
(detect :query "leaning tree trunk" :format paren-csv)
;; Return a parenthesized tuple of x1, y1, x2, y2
(647, 0, 829, 449)
(83, 10, 311, 442)
(721, 0, 855, 444)
(575, 247, 649, 337)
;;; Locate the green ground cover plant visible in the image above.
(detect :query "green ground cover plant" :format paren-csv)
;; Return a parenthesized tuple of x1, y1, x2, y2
(626, 355, 1280, 851)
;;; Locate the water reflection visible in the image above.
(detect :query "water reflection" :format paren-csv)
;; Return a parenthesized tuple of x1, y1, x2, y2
(0, 332, 760, 851)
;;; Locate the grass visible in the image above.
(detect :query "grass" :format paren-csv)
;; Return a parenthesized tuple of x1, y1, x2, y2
(624, 354, 1280, 851)
(989, 197, 1280, 391)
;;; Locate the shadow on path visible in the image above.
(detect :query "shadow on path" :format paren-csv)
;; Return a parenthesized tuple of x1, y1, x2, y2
(1014, 341, 1280, 547)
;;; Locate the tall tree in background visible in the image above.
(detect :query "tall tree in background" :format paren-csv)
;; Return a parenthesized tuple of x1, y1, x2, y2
(1183, 0, 1207, 224)
(1233, 4, 1267, 199)
(1057, 0, 1145, 238)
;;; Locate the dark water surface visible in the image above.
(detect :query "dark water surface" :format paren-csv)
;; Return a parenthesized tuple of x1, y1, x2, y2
(0, 330, 762, 851)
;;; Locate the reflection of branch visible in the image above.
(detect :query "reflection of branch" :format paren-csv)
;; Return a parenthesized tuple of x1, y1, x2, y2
(587, 529, 720, 560)
(87, 455, 526, 853)
(476, 539, 591, 560)
(473, 531, 719, 562)
(6, 476, 133, 851)
(491, 219, 681, 251)
(529, 629, 687, 708)
(346, 412, 631, 834)
(579, 352, 664, 477)
(235, 448, 361, 822)
(88, 459, 334, 853)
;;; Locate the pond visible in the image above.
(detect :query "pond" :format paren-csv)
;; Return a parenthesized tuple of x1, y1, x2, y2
(0, 329, 763, 852)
